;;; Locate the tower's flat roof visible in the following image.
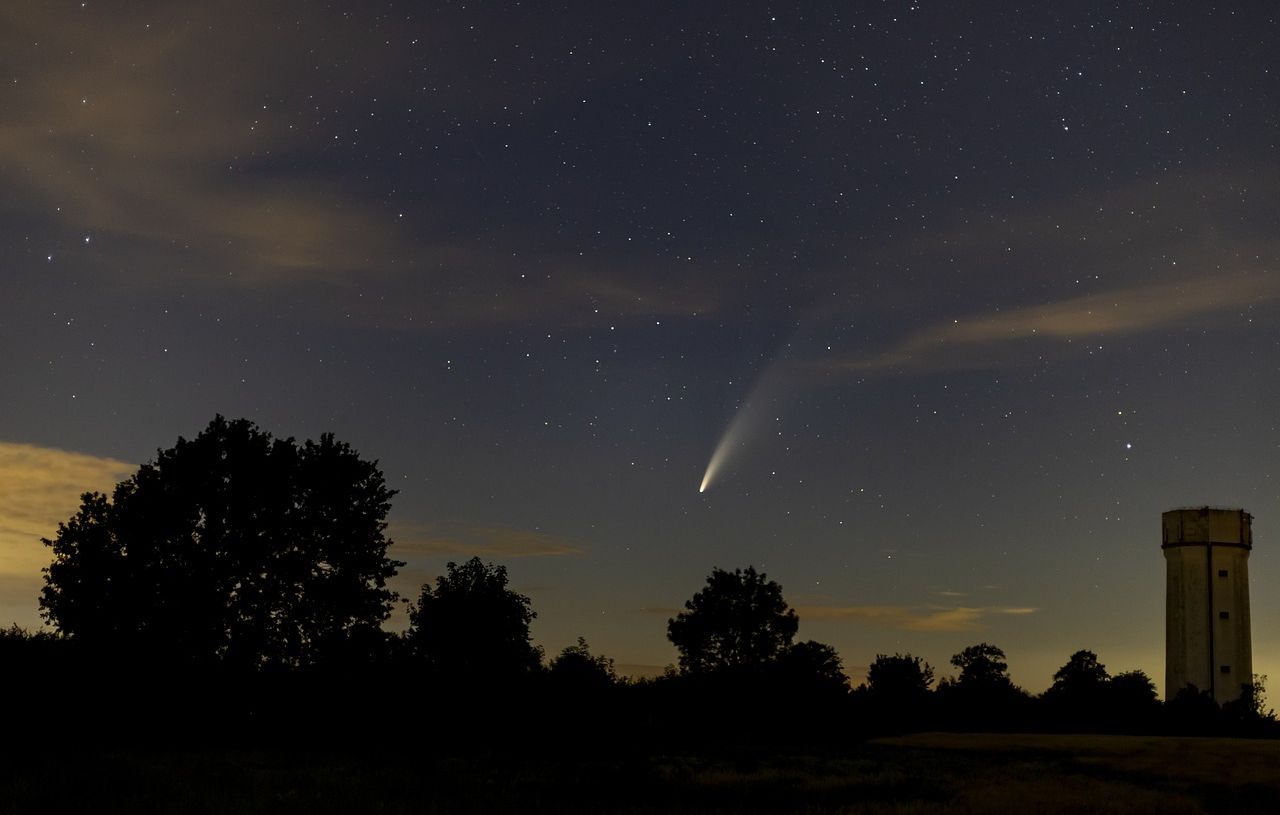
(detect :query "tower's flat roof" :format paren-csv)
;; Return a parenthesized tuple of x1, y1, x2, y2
(1166, 506, 1249, 514)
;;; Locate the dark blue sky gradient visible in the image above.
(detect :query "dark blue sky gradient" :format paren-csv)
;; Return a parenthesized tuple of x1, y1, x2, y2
(1, 2, 1278, 688)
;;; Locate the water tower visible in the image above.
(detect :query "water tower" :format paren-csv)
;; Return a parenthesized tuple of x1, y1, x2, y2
(1163, 507, 1253, 704)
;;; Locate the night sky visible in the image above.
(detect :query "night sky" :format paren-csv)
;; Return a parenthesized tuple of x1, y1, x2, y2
(3, 2, 1278, 691)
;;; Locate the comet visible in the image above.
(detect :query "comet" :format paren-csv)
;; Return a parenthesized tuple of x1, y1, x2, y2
(699, 423, 740, 493)
(697, 355, 793, 494)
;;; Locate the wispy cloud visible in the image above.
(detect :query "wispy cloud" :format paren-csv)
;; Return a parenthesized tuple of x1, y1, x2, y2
(0, 6, 385, 284)
(0, 443, 134, 622)
(0, 6, 728, 329)
(797, 604, 1037, 632)
(391, 522, 583, 559)
(825, 272, 1277, 374)
(797, 162, 1280, 379)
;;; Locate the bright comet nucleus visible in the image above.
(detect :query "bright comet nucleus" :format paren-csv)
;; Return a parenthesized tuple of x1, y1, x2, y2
(699, 442, 730, 494)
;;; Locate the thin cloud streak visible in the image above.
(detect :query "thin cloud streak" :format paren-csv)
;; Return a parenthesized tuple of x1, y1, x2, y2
(392, 522, 583, 559)
(797, 604, 1037, 632)
(826, 272, 1278, 374)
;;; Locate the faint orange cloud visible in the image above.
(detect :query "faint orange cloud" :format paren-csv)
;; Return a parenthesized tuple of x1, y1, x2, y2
(0, 442, 134, 625)
(796, 604, 1037, 632)
(391, 522, 583, 559)
(0, 6, 403, 285)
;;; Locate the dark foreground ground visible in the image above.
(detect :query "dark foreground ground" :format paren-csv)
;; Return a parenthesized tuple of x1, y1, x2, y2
(4, 733, 1279, 814)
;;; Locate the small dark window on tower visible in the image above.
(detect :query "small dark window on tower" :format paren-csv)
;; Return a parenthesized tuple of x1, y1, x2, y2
(1219, 570, 1228, 577)
(1220, 611, 1230, 620)
(1221, 665, 1231, 674)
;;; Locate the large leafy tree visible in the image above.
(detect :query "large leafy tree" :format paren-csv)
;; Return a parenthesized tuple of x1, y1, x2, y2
(404, 557, 543, 680)
(667, 566, 798, 674)
(40, 416, 401, 668)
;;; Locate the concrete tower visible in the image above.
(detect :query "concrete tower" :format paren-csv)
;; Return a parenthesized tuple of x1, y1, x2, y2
(1163, 507, 1253, 704)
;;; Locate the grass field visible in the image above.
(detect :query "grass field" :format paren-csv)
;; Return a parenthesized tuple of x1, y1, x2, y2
(872, 732, 1280, 814)
(2, 733, 1277, 813)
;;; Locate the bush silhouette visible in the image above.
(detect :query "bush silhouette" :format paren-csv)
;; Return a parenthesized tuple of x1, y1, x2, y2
(771, 640, 849, 697)
(858, 653, 934, 732)
(1166, 684, 1219, 734)
(1105, 669, 1160, 732)
(866, 652, 935, 698)
(548, 637, 620, 691)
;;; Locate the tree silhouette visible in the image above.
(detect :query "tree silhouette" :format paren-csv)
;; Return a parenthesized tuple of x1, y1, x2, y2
(1042, 650, 1111, 730)
(866, 652, 934, 699)
(667, 566, 798, 674)
(1045, 649, 1109, 706)
(950, 642, 1014, 691)
(938, 642, 1029, 729)
(867, 652, 934, 695)
(857, 653, 935, 733)
(548, 637, 619, 691)
(405, 557, 542, 682)
(1108, 669, 1157, 705)
(1049, 650, 1108, 694)
(40, 416, 401, 668)
(772, 640, 849, 695)
(1222, 675, 1277, 735)
(1105, 669, 1160, 732)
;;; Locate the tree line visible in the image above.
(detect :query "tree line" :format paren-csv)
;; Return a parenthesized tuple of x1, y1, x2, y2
(7, 417, 1275, 745)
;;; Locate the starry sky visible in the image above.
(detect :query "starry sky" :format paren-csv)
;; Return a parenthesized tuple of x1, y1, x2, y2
(2, 2, 1278, 691)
